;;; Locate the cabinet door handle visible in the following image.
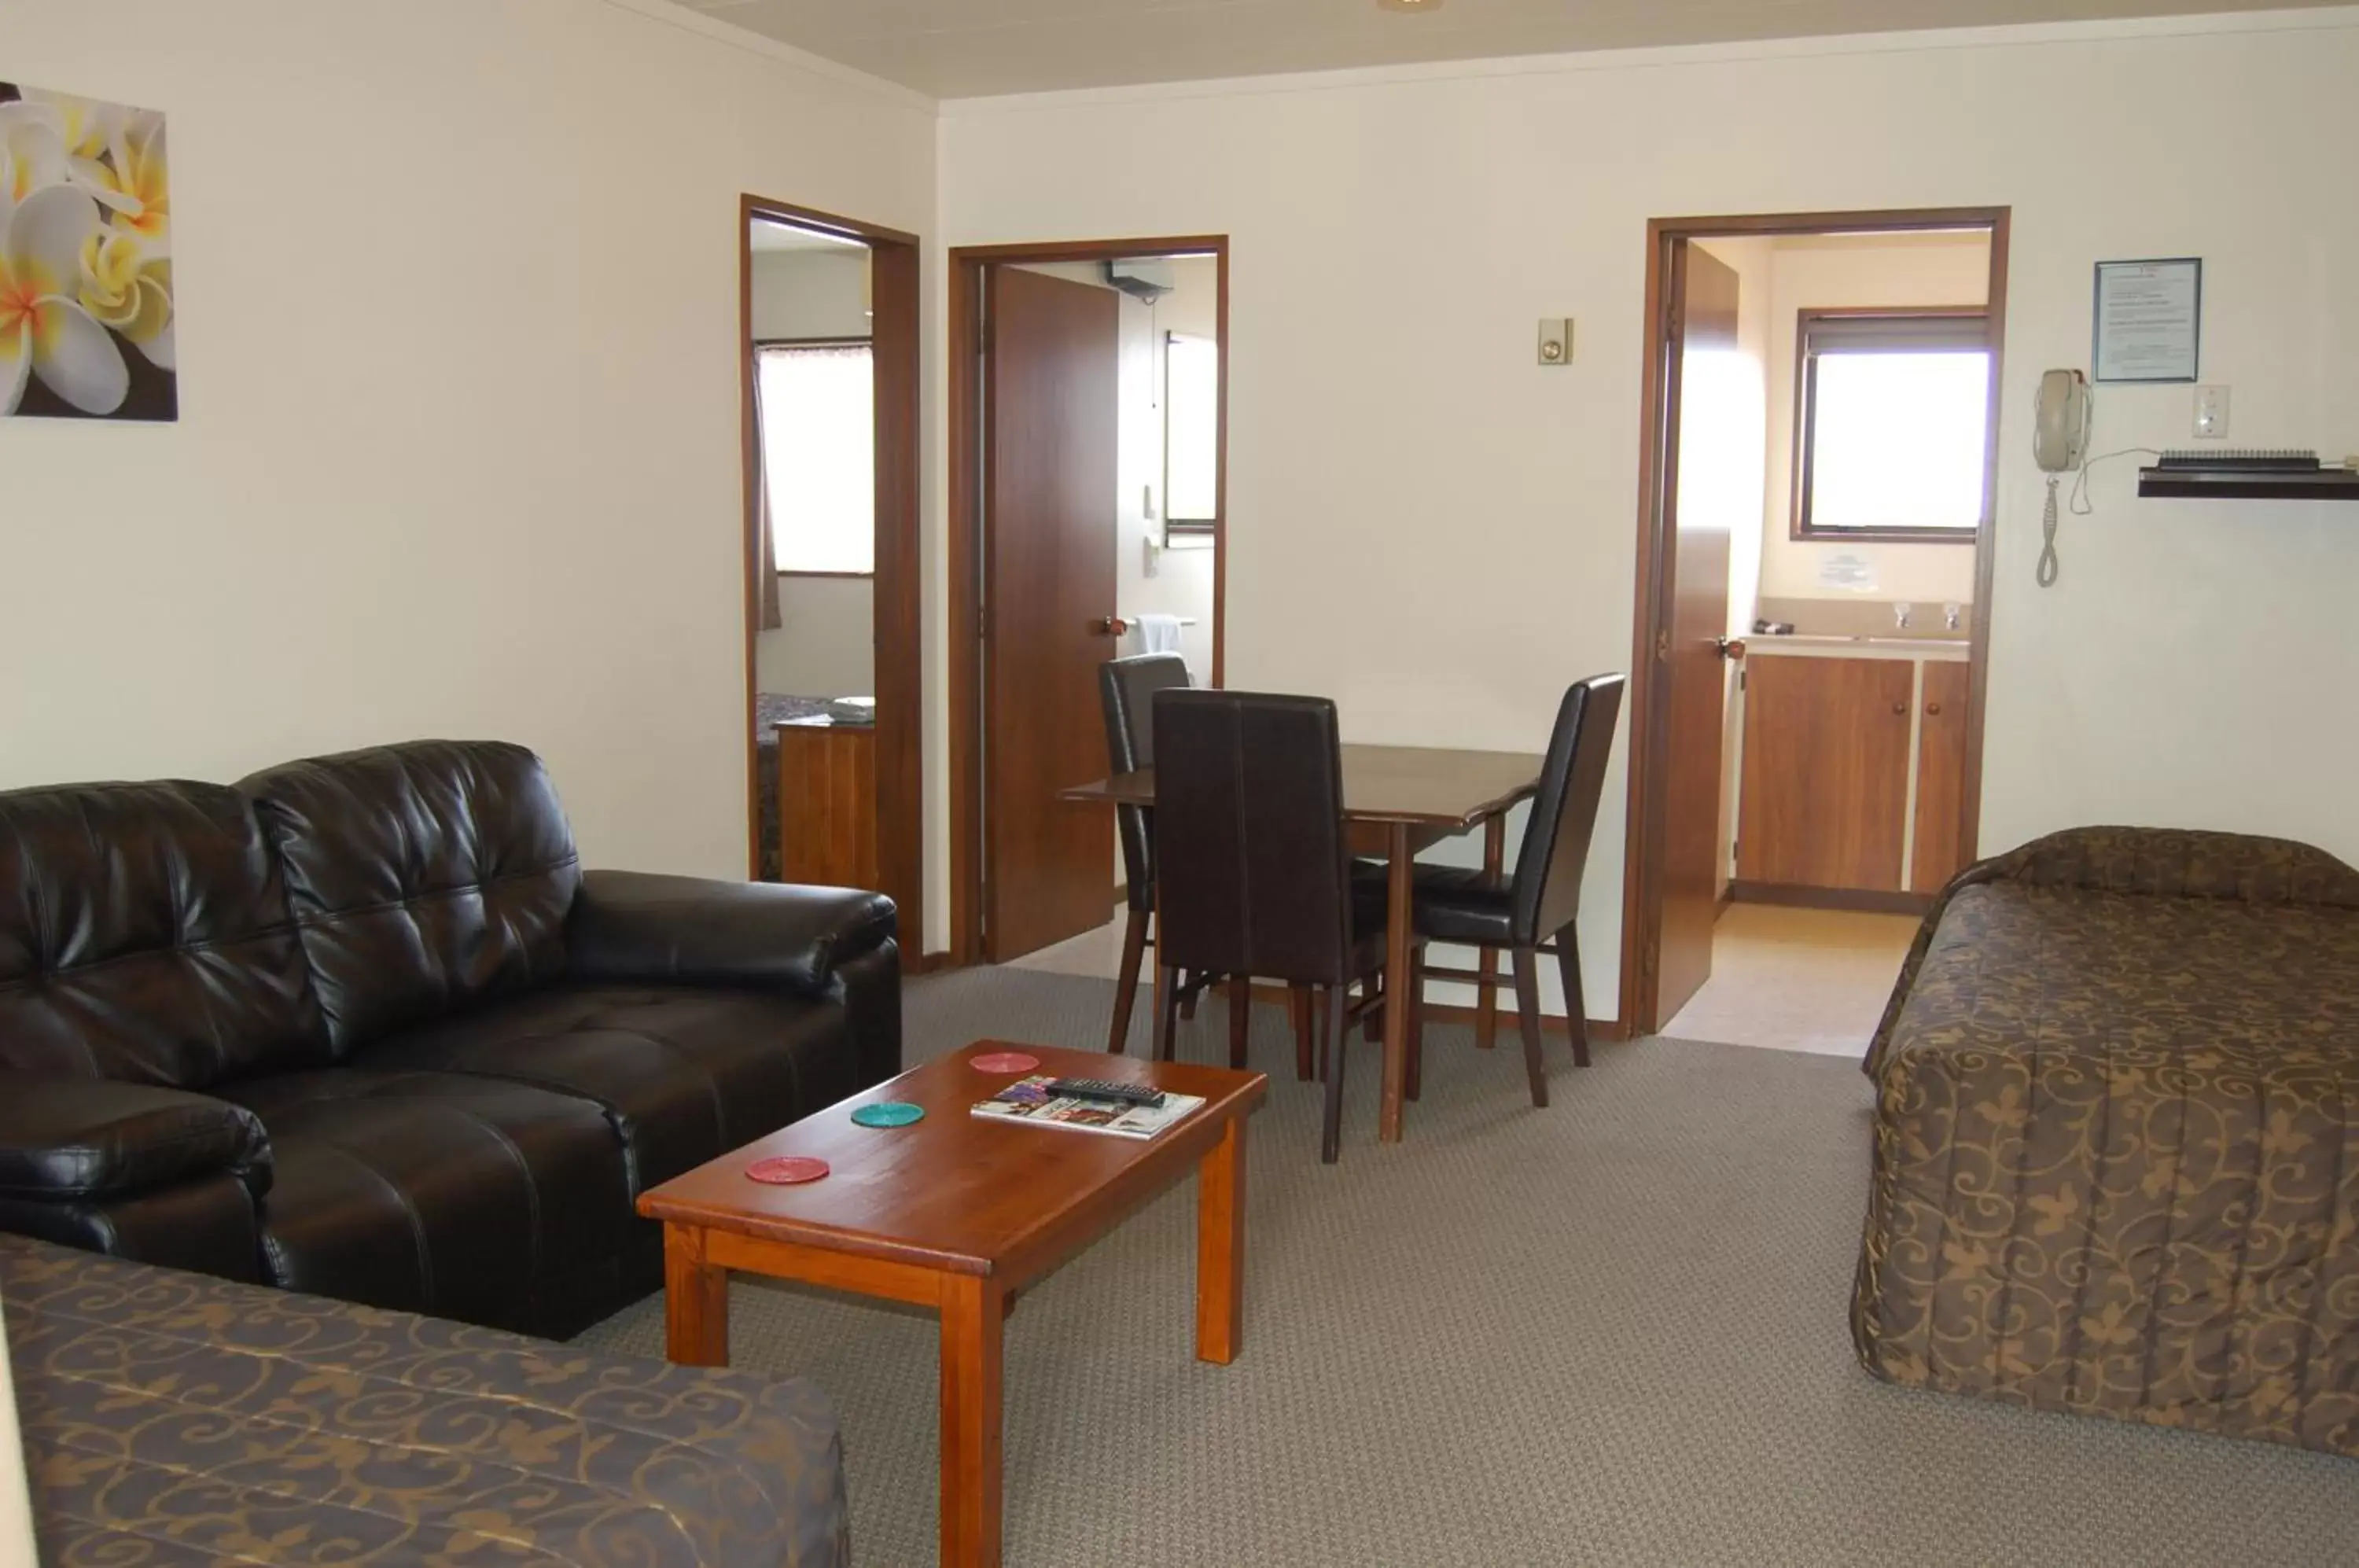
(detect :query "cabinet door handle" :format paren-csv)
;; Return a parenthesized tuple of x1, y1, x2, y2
(1892, 701, 1908, 716)
(1926, 701, 1943, 716)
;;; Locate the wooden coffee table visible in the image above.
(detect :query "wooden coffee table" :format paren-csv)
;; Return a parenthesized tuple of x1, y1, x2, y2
(638, 1041, 1267, 1568)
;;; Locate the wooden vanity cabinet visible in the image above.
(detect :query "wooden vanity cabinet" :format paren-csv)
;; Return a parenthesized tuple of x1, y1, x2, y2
(1734, 653, 1967, 900)
(776, 720, 879, 891)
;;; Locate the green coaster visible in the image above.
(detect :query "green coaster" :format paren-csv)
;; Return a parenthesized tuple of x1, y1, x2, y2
(851, 1102, 925, 1129)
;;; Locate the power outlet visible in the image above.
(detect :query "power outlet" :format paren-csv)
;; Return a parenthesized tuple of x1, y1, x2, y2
(2194, 385, 2231, 440)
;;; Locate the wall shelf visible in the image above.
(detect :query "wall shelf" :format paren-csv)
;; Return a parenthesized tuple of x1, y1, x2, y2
(2137, 451, 2359, 501)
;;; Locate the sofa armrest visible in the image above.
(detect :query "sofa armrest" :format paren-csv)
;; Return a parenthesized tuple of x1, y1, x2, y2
(567, 870, 897, 998)
(0, 1080, 272, 1201)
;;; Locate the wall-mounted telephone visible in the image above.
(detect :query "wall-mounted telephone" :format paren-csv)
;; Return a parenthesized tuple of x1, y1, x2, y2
(2033, 370, 2092, 587)
(2034, 369, 2091, 473)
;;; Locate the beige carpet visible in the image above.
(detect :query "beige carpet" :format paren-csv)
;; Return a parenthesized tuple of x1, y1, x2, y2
(575, 967, 2359, 1566)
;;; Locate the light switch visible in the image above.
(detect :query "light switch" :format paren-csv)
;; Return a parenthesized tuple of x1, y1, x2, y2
(1537, 318, 1574, 366)
(2194, 385, 2231, 440)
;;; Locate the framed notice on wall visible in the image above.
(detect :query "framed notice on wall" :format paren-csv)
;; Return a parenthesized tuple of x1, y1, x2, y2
(2092, 258, 2201, 383)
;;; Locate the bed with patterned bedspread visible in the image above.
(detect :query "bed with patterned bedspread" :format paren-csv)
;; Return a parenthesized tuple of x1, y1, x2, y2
(2, 1235, 848, 1566)
(1852, 826, 2359, 1457)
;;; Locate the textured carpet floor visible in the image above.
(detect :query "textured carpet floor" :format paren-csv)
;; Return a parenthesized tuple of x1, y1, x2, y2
(575, 968, 2359, 1566)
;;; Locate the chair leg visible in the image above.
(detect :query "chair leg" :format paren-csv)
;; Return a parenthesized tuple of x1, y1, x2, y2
(1511, 948, 1548, 1108)
(1154, 964, 1183, 1062)
(1553, 933, 1591, 1069)
(1320, 979, 1350, 1164)
(1360, 970, 1383, 1043)
(1291, 986, 1315, 1082)
(1109, 906, 1148, 1055)
(1180, 973, 1202, 1021)
(1404, 945, 1426, 1102)
(1227, 977, 1250, 1070)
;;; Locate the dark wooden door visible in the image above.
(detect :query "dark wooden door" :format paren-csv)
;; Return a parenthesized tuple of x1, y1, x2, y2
(1910, 660, 1971, 893)
(1653, 244, 1741, 1026)
(1737, 656, 1914, 891)
(984, 267, 1121, 960)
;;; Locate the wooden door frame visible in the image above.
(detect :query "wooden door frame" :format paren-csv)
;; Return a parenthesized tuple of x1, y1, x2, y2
(740, 195, 925, 963)
(1619, 205, 2010, 1036)
(946, 236, 1231, 968)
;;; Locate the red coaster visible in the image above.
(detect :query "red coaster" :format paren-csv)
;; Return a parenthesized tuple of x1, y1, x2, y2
(971, 1051, 1040, 1074)
(745, 1156, 830, 1186)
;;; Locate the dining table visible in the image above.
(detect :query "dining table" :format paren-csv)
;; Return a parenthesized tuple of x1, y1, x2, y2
(1059, 743, 1546, 1144)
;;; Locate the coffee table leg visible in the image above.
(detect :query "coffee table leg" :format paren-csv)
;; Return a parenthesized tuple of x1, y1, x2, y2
(939, 1275, 1005, 1568)
(664, 1224, 729, 1367)
(1195, 1116, 1246, 1364)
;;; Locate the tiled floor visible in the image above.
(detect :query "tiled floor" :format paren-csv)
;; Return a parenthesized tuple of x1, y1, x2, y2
(1007, 899, 1914, 1059)
(1004, 905, 1136, 982)
(1662, 901, 1917, 1057)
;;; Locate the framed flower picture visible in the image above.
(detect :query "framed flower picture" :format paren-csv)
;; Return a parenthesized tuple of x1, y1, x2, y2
(0, 82, 175, 422)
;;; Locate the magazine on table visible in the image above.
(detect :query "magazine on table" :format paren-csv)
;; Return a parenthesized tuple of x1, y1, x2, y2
(970, 1076, 1202, 1140)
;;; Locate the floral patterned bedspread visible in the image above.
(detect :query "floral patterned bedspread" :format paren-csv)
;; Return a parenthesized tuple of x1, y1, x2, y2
(3, 1235, 849, 1566)
(1851, 826, 2359, 1456)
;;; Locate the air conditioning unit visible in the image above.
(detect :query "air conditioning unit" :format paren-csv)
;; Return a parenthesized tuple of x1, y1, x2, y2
(1104, 259, 1177, 304)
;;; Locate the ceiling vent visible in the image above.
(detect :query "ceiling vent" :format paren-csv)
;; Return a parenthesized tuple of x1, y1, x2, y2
(1104, 259, 1177, 304)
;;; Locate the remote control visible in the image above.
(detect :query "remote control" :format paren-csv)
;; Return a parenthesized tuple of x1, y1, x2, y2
(1048, 1077, 1167, 1109)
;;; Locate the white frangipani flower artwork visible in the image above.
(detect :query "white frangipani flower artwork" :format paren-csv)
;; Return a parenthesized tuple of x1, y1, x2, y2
(0, 82, 175, 422)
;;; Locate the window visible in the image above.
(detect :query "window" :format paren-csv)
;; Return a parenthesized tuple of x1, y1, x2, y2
(1163, 332, 1218, 536)
(1794, 311, 1989, 542)
(756, 342, 874, 574)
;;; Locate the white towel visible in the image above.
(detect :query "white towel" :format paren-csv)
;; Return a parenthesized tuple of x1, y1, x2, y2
(1134, 613, 1184, 655)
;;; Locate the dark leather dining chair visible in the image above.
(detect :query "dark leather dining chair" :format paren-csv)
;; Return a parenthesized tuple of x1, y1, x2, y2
(1152, 690, 1412, 1162)
(1399, 674, 1625, 1108)
(1099, 653, 1193, 1054)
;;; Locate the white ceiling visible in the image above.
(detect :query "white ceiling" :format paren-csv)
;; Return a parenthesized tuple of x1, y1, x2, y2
(683, 0, 2343, 99)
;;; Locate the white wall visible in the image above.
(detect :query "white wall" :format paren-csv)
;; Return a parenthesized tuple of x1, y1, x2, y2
(1759, 232, 1989, 607)
(2, 0, 933, 882)
(749, 247, 879, 697)
(749, 247, 870, 340)
(939, 10, 2359, 1018)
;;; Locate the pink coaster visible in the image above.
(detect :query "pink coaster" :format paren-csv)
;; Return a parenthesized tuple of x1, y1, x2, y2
(971, 1051, 1040, 1074)
(745, 1156, 830, 1185)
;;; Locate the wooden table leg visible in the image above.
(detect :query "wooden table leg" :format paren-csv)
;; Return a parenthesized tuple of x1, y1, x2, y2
(939, 1275, 1006, 1568)
(1381, 822, 1412, 1143)
(1195, 1116, 1246, 1364)
(1476, 815, 1504, 1051)
(664, 1224, 730, 1367)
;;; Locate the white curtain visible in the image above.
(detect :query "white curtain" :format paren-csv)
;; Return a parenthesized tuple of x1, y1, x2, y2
(756, 344, 876, 576)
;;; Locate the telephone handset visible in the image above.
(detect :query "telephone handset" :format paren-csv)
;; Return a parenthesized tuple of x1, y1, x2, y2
(2033, 370, 2092, 587)
(2035, 369, 2091, 473)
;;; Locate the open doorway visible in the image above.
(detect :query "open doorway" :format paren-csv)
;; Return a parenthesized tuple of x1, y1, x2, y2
(738, 197, 922, 949)
(946, 237, 1229, 968)
(1621, 208, 2009, 1050)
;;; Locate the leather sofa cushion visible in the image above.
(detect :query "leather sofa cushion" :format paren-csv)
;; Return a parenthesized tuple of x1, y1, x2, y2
(361, 984, 863, 1193)
(219, 1070, 630, 1338)
(0, 782, 327, 1087)
(0, 1080, 270, 1200)
(241, 742, 580, 1056)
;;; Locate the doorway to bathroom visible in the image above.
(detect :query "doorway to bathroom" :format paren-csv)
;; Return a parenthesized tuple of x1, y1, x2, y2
(1621, 208, 2010, 1053)
(945, 237, 1228, 970)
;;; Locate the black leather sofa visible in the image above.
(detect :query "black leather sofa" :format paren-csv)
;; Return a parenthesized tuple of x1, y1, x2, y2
(0, 741, 900, 1339)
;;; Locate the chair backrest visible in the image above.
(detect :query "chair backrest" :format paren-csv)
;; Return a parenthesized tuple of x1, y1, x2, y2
(1152, 690, 1354, 987)
(1511, 674, 1627, 946)
(1099, 653, 1191, 914)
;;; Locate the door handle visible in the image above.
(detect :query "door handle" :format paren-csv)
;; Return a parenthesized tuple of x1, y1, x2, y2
(1094, 617, 1130, 638)
(1714, 638, 1747, 661)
